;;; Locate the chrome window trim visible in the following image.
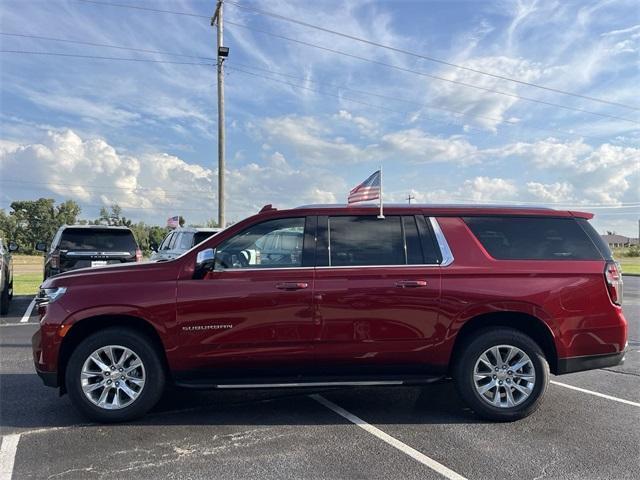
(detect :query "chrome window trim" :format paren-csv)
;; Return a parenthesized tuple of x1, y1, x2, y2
(214, 266, 314, 272)
(65, 251, 132, 257)
(315, 264, 439, 269)
(428, 217, 454, 266)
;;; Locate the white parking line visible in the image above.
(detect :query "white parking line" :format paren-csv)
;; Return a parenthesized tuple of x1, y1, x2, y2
(310, 394, 467, 480)
(0, 434, 20, 480)
(19, 298, 36, 323)
(551, 381, 640, 408)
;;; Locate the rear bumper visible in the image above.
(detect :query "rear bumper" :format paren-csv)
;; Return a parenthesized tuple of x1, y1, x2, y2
(556, 350, 626, 375)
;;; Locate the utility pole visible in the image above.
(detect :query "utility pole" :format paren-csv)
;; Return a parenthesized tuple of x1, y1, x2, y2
(212, 1, 228, 228)
(407, 194, 415, 204)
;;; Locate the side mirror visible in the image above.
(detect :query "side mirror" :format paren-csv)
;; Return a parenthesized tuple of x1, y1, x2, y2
(149, 241, 159, 252)
(8, 242, 18, 252)
(35, 242, 47, 252)
(195, 248, 217, 277)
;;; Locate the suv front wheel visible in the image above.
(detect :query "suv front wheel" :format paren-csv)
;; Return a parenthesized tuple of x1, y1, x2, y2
(454, 328, 549, 421)
(66, 328, 166, 422)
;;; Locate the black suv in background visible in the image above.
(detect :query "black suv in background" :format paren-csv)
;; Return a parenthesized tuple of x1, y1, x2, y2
(37, 226, 141, 279)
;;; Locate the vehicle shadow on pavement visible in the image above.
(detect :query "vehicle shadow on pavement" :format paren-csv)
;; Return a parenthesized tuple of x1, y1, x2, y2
(0, 373, 483, 430)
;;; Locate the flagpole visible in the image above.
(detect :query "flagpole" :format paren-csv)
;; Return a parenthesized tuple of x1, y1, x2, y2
(377, 165, 385, 219)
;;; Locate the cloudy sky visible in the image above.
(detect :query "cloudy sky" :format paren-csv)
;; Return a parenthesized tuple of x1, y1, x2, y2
(1, 0, 638, 234)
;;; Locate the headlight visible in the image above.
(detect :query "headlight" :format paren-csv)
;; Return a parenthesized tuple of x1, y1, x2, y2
(36, 287, 67, 305)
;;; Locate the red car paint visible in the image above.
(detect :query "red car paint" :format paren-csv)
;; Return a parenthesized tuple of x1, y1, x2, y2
(32, 205, 627, 388)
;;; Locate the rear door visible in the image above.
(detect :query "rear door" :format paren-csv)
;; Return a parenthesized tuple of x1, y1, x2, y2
(58, 228, 138, 272)
(313, 215, 443, 374)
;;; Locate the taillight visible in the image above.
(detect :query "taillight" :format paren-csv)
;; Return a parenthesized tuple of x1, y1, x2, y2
(50, 253, 60, 269)
(604, 261, 623, 306)
(135, 248, 143, 262)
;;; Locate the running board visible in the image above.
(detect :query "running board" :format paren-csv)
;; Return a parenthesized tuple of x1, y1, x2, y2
(216, 380, 404, 389)
(174, 376, 446, 390)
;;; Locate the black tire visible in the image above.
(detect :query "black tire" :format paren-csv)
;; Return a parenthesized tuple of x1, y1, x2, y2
(0, 282, 9, 316)
(453, 328, 549, 422)
(66, 328, 166, 423)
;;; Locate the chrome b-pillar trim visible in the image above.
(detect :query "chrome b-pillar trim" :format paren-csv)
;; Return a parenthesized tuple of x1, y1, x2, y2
(428, 217, 454, 266)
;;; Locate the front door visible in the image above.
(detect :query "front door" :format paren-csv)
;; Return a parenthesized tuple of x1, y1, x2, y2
(313, 215, 443, 375)
(176, 216, 318, 378)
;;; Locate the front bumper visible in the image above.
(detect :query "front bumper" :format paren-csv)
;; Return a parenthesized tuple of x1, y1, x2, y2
(556, 350, 626, 375)
(35, 366, 59, 387)
(32, 322, 61, 388)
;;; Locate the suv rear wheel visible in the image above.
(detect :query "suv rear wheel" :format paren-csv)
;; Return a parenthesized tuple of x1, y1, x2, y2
(66, 328, 166, 422)
(454, 328, 549, 421)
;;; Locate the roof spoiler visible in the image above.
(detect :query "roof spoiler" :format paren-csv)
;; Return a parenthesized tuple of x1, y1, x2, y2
(569, 210, 594, 219)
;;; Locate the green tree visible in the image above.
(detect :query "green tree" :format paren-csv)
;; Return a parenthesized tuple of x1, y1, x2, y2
(9, 198, 81, 253)
(0, 209, 18, 242)
(189, 218, 219, 228)
(97, 204, 133, 227)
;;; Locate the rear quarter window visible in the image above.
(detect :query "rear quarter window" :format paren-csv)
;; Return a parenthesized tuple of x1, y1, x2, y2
(463, 216, 603, 260)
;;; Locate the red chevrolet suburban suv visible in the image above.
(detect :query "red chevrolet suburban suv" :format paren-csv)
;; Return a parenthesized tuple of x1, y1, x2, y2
(32, 204, 627, 422)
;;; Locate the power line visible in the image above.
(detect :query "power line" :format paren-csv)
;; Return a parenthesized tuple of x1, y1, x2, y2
(72, 0, 639, 122)
(0, 50, 215, 66)
(75, 0, 209, 18)
(225, 0, 639, 111)
(227, 62, 628, 141)
(226, 65, 616, 144)
(225, 21, 639, 125)
(0, 32, 216, 61)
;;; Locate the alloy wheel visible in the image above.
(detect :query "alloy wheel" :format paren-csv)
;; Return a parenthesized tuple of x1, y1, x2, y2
(80, 345, 146, 410)
(473, 344, 536, 408)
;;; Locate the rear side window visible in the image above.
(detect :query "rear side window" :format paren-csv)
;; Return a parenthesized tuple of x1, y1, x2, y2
(194, 231, 215, 246)
(178, 232, 195, 250)
(59, 229, 138, 252)
(463, 217, 603, 260)
(576, 218, 613, 260)
(328, 216, 427, 266)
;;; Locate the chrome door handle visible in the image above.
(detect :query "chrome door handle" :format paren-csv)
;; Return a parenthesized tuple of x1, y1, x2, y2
(276, 282, 309, 291)
(395, 280, 427, 288)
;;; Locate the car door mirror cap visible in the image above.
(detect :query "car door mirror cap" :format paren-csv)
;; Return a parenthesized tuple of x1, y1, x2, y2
(8, 242, 19, 252)
(35, 241, 47, 252)
(196, 248, 217, 275)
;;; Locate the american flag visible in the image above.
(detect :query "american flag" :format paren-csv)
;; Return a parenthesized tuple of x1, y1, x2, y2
(348, 170, 381, 204)
(167, 216, 180, 228)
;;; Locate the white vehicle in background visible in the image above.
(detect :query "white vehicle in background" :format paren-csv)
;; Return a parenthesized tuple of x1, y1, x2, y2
(150, 227, 221, 262)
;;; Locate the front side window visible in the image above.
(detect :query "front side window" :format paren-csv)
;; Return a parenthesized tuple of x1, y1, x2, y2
(216, 217, 305, 269)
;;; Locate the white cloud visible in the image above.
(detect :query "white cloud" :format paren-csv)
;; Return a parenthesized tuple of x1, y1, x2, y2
(0, 129, 345, 223)
(426, 56, 545, 132)
(379, 129, 479, 164)
(459, 176, 518, 202)
(526, 181, 574, 202)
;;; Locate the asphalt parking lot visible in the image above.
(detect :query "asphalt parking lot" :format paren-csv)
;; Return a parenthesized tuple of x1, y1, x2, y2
(1, 278, 638, 480)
